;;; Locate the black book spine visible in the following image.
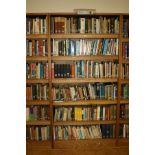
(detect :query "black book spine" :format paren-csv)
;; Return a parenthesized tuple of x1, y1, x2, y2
(100, 105, 103, 120)
(57, 64, 60, 78)
(66, 64, 70, 78)
(54, 64, 57, 78)
(85, 85, 90, 100)
(61, 41, 64, 56)
(60, 64, 64, 78)
(63, 64, 66, 78)
(96, 83, 100, 99)
(58, 41, 61, 56)
(39, 126, 42, 141)
(32, 85, 37, 100)
(71, 106, 75, 121)
(110, 125, 113, 138)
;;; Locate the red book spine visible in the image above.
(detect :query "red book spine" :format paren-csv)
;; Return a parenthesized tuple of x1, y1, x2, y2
(45, 63, 48, 79)
(26, 87, 28, 100)
(51, 62, 54, 79)
(38, 40, 42, 56)
(107, 107, 110, 120)
(32, 40, 35, 56)
(71, 63, 75, 78)
(30, 86, 32, 100)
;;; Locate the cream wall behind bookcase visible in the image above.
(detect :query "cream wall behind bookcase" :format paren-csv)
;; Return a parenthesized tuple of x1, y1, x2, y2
(26, 0, 129, 13)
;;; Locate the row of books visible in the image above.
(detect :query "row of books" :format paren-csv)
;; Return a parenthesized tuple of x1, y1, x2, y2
(26, 16, 129, 36)
(53, 61, 118, 79)
(123, 18, 129, 38)
(119, 124, 129, 138)
(53, 39, 119, 56)
(120, 104, 129, 120)
(26, 63, 49, 79)
(50, 16, 119, 34)
(26, 106, 50, 121)
(26, 124, 128, 141)
(122, 64, 129, 79)
(52, 83, 117, 101)
(26, 39, 48, 56)
(26, 84, 49, 100)
(26, 17, 47, 34)
(26, 126, 50, 141)
(26, 83, 126, 101)
(122, 42, 129, 59)
(54, 105, 117, 121)
(54, 124, 115, 140)
(121, 84, 129, 99)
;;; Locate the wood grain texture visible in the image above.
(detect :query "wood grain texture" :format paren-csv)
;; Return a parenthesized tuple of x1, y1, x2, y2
(53, 99, 117, 106)
(53, 120, 116, 126)
(27, 147, 129, 155)
(51, 34, 119, 39)
(52, 78, 118, 84)
(52, 55, 118, 61)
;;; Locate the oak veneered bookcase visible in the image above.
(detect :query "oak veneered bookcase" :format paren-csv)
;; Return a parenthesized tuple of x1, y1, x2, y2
(26, 13, 129, 155)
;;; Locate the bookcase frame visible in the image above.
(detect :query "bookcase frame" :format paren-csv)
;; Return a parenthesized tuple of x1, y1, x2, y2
(26, 12, 129, 152)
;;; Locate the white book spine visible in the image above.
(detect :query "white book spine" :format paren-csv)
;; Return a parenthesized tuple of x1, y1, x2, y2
(43, 40, 45, 56)
(96, 19, 100, 34)
(97, 106, 100, 120)
(103, 107, 105, 120)
(36, 63, 40, 79)
(116, 39, 119, 55)
(123, 124, 126, 138)
(29, 42, 32, 56)
(80, 18, 85, 33)
(40, 19, 43, 34)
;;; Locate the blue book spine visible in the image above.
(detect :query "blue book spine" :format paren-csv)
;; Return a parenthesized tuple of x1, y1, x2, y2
(40, 63, 44, 79)
(103, 39, 108, 55)
(81, 60, 84, 78)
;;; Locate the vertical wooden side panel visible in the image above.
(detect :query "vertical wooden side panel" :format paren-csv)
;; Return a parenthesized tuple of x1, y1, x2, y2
(116, 15, 123, 145)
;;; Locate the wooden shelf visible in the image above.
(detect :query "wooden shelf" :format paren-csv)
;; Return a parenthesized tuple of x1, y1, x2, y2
(26, 100, 50, 105)
(53, 99, 117, 106)
(26, 79, 49, 84)
(119, 120, 129, 124)
(121, 38, 129, 42)
(51, 34, 119, 39)
(53, 120, 116, 126)
(26, 140, 51, 148)
(118, 138, 129, 146)
(26, 120, 51, 125)
(52, 55, 118, 61)
(120, 99, 129, 104)
(122, 59, 129, 64)
(26, 56, 48, 61)
(54, 139, 116, 149)
(52, 78, 118, 84)
(26, 34, 48, 39)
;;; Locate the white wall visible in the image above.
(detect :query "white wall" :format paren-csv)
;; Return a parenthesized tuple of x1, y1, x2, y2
(26, 0, 128, 13)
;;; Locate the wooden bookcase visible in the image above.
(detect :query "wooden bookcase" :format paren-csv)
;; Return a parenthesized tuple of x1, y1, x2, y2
(26, 13, 129, 155)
